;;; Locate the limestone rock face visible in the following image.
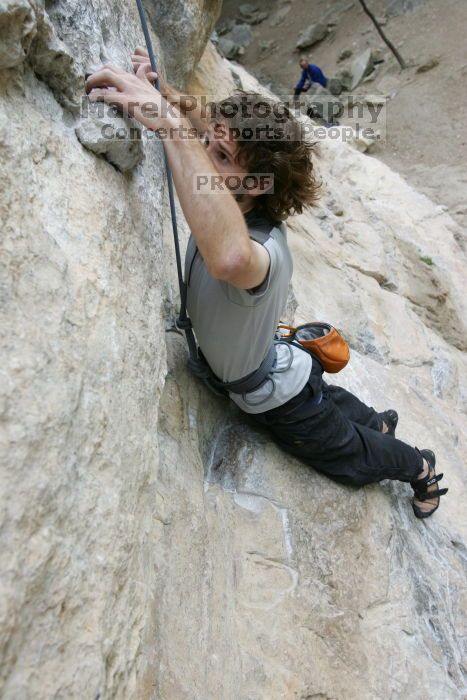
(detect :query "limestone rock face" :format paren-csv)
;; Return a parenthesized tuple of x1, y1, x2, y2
(296, 22, 328, 50)
(0, 2, 217, 699)
(386, 0, 427, 16)
(1, 6, 466, 700)
(75, 99, 144, 172)
(145, 0, 222, 88)
(0, 0, 37, 69)
(350, 47, 375, 89)
(28, 6, 83, 109)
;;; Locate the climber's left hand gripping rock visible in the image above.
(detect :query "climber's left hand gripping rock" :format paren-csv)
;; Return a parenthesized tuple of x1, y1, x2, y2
(85, 63, 179, 131)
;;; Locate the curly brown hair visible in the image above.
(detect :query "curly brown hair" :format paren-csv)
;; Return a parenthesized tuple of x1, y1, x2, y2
(210, 91, 322, 221)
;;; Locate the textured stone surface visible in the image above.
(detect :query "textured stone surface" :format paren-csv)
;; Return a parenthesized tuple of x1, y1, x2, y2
(0, 65, 167, 700)
(28, 7, 83, 109)
(386, 0, 428, 16)
(145, 0, 222, 89)
(350, 47, 375, 89)
(75, 99, 144, 172)
(1, 6, 467, 700)
(227, 22, 253, 47)
(0, 0, 37, 69)
(218, 37, 241, 60)
(296, 22, 328, 50)
(0, 2, 216, 699)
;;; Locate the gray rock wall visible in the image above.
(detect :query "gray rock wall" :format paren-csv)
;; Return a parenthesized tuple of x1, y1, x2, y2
(0, 2, 220, 698)
(1, 6, 466, 700)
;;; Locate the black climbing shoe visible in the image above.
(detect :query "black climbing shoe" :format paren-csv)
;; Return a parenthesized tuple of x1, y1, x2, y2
(410, 448, 448, 519)
(378, 409, 398, 436)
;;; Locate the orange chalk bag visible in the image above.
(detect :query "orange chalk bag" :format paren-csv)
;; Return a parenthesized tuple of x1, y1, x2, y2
(277, 322, 350, 373)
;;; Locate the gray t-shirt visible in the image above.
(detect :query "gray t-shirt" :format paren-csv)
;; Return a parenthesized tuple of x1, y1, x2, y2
(185, 209, 312, 414)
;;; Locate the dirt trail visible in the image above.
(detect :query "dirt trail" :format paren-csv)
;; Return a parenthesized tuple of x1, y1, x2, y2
(219, 0, 467, 229)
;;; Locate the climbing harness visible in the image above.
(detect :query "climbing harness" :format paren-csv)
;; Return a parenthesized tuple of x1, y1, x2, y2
(134, 0, 280, 398)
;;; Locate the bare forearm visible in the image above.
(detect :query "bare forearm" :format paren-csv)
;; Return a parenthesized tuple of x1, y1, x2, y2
(85, 60, 250, 280)
(162, 82, 209, 135)
(161, 118, 250, 276)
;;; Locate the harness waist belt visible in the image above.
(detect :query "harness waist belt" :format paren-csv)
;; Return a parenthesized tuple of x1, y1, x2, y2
(201, 343, 277, 395)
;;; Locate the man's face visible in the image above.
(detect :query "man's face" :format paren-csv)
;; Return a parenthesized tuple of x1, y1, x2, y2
(299, 58, 308, 69)
(203, 121, 246, 178)
(201, 120, 272, 203)
(202, 121, 250, 202)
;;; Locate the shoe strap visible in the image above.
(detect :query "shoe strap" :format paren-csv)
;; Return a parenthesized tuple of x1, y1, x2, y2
(427, 472, 444, 486)
(417, 487, 448, 502)
(411, 472, 444, 493)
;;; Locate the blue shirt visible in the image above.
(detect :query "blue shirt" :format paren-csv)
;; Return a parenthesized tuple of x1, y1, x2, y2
(296, 64, 327, 90)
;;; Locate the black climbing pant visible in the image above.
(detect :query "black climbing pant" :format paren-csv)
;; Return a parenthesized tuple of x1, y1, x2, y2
(250, 364, 424, 487)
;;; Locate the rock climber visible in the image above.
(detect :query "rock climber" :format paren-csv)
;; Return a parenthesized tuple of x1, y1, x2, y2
(84, 49, 447, 519)
(294, 55, 328, 96)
